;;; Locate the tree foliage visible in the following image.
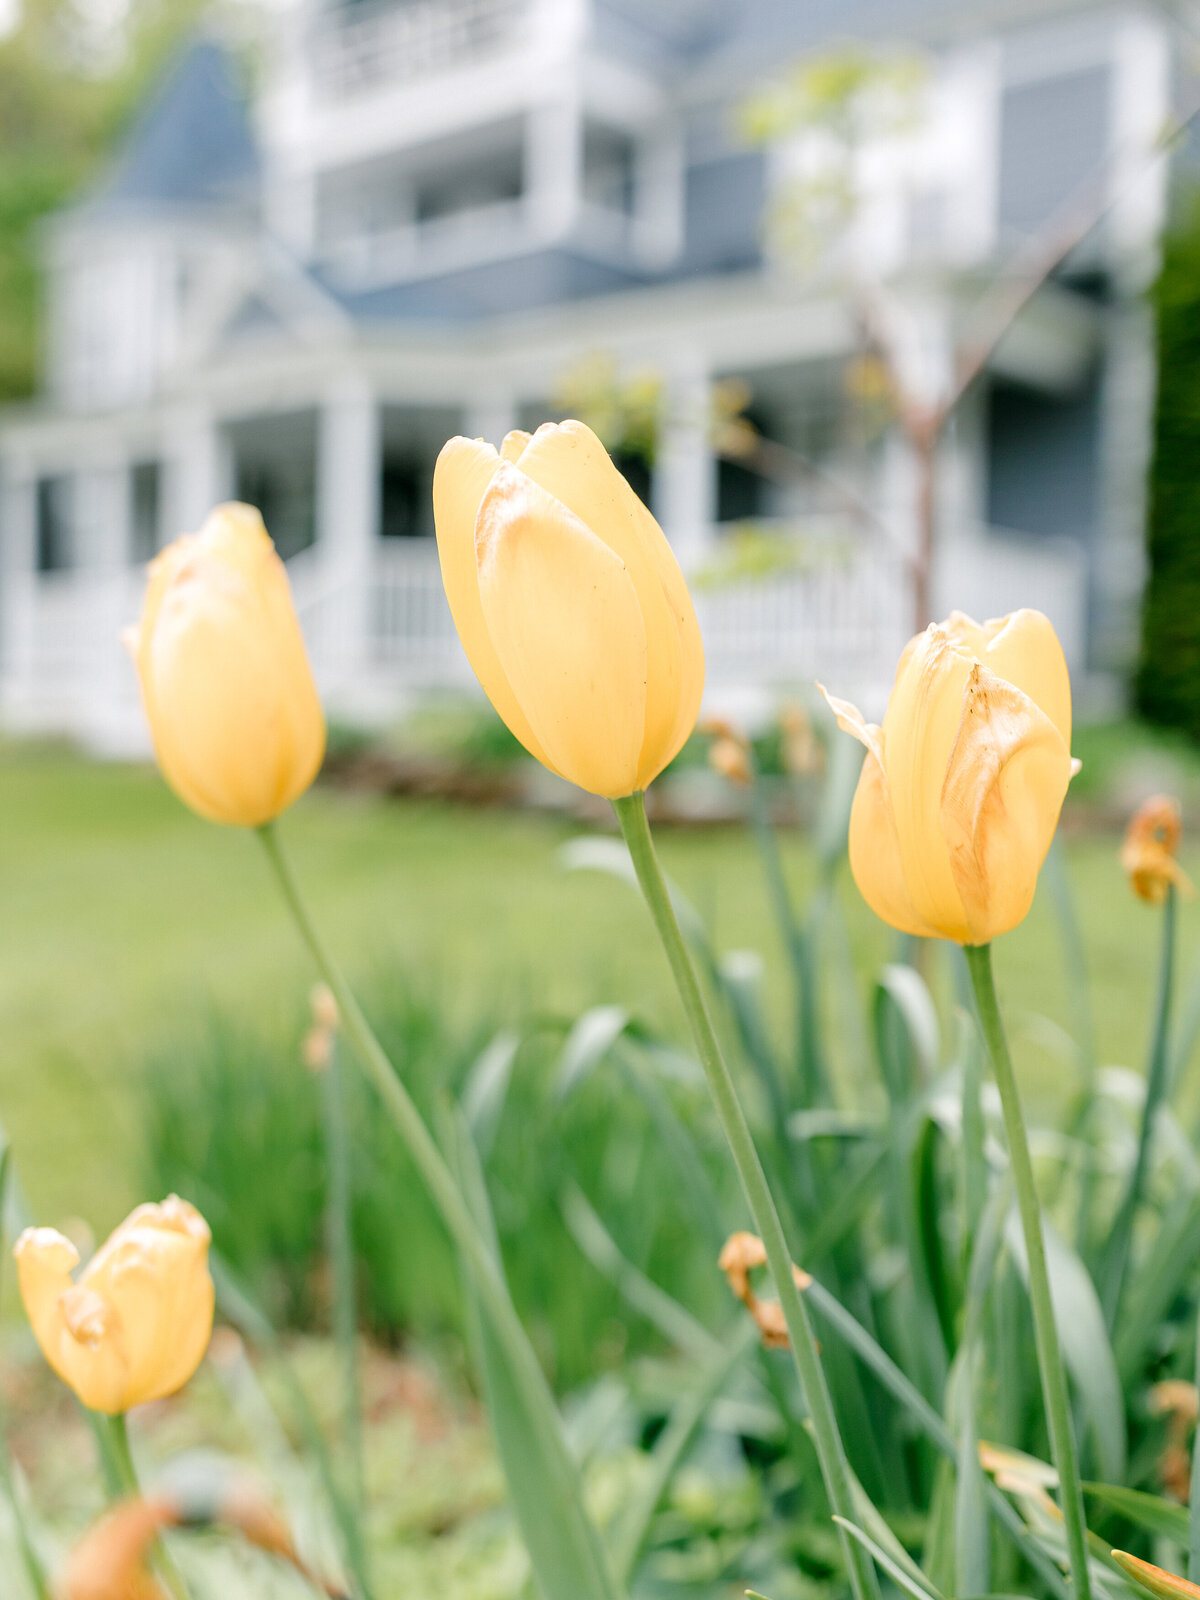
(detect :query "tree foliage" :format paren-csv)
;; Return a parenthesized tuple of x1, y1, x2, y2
(1137, 187, 1200, 737)
(0, 0, 210, 401)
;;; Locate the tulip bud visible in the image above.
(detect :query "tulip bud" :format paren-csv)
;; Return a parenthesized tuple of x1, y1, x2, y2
(1121, 795, 1192, 905)
(15, 1196, 214, 1415)
(821, 609, 1077, 945)
(433, 421, 705, 798)
(125, 503, 325, 827)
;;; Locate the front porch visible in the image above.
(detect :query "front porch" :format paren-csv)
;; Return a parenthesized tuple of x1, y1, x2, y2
(0, 320, 1098, 753)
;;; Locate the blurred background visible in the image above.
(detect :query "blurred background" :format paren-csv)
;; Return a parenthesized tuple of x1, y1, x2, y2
(5, 0, 1200, 1592)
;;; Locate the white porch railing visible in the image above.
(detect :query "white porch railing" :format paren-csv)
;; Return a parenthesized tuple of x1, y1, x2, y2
(0, 524, 1090, 751)
(312, 0, 528, 100)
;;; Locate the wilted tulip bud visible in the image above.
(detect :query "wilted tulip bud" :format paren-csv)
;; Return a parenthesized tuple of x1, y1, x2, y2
(125, 503, 325, 826)
(822, 610, 1076, 945)
(15, 1196, 214, 1414)
(700, 717, 752, 786)
(1121, 796, 1191, 905)
(61, 1496, 175, 1600)
(718, 1229, 812, 1350)
(433, 421, 704, 798)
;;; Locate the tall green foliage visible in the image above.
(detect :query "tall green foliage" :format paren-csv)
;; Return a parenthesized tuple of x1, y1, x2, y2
(1137, 189, 1200, 736)
(0, 0, 209, 401)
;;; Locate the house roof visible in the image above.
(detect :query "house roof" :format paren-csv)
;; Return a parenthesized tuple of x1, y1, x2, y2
(80, 36, 258, 216)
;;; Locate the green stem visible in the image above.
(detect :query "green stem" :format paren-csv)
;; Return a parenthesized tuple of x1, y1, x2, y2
(256, 822, 621, 1600)
(1101, 883, 1176, 1327)
(320, 1035, 367, 1531)
(964, 942, 1092, 1600)
(103, 1413, 190, 1600)
(612, 792, 879, 1600)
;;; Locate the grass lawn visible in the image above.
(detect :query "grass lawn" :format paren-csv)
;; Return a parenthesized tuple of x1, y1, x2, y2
(0, 738, 1196, 1233)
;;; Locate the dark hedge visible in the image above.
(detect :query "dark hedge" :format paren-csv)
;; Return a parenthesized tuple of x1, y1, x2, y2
(1137, 190, 1200, 737)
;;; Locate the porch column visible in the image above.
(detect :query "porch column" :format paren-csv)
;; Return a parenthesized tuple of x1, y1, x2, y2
(526, 93, 581, 242)
(653, 357, 715, 573)
(165, 406, 226, 537)
(317, 375, 379, 689)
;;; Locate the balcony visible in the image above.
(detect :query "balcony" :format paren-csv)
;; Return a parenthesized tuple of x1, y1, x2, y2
(312, 0, 529, 101)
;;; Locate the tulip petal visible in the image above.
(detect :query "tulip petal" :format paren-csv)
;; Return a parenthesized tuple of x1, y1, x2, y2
(819, 686, 942, 938)
(432, 438, 559, 773)
(940, 664, 1073, 944)
(514, 421, 703, 785)
(847, 744, 943, 939)
(12, 1227, 129, 1412)
(475, 462, 648, 797)
(943, 609, 1072, 747)
(15, 1200, 214, 1415)
(881, 628, 974, 941)
(132, 506, 325, 827)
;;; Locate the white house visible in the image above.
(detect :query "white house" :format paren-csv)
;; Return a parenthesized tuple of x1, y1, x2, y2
(0, 0, 1177, 750)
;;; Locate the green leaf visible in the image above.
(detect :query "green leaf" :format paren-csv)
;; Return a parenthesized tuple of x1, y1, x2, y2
(1083, 1483, 1189, 1543)
(874, 964, 940, 1100)
(555, 1006, 630, 1102)
(841, 1453, 941, 1600)
(833, 1516, 947, 1600)
(1112, 1551, 1200, 1600)
(460, 1028, 520, 1158)
(1005, 1208, 1126, 1480)
(446, 1113, 625, 1600)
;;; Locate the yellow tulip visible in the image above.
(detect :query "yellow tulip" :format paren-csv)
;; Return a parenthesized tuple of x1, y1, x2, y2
(14, 1195, 214, 1414)
(433, 420, 704, 797)
(125, 503, 325, 826)
(821, 609, 1076, 945)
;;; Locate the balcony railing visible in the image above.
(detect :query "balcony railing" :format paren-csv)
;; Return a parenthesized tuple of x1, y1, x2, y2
(312, 0, 528, 100)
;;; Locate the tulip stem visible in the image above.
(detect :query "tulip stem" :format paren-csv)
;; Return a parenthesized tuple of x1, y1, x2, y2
(964, 942, 1092, 1600)
(104, 1412, 191, 1600)
(612, 791, 880, 1600)
(256, 821, 624, 1600)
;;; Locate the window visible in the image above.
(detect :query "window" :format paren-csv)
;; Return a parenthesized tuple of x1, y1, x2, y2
(36, 477, 73, 573)
(998, 66, 1112, 239)
(130, 462, 160, 563)
(230, 411, 318, 562)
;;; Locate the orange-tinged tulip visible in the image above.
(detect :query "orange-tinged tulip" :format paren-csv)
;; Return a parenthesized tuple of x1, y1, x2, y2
(433, 420, 704, 797)
(125, 503, 325, 826)
(821, 609, 1076, 945)
(1121, 795, 1191, 904)
(15, 1196, 214, 1415)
